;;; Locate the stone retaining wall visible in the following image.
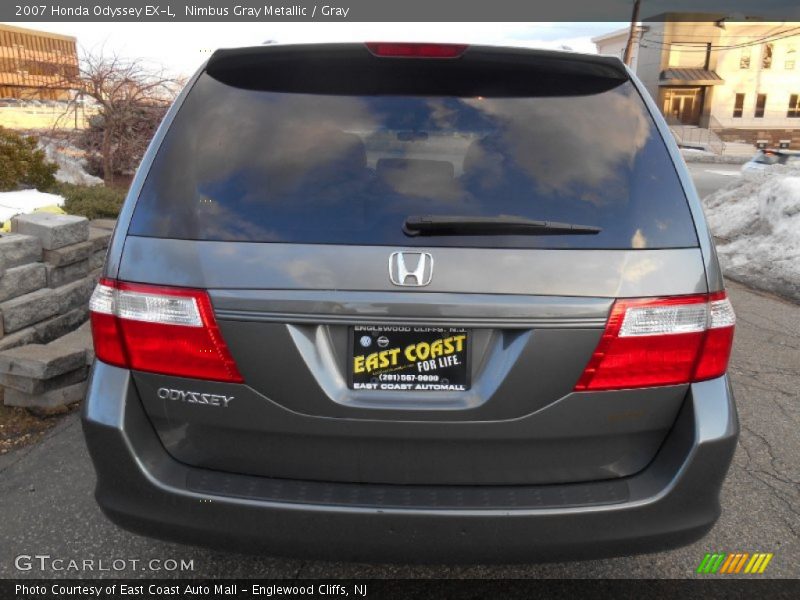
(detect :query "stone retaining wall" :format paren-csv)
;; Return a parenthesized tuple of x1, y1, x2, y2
(0, 214, 112, 409)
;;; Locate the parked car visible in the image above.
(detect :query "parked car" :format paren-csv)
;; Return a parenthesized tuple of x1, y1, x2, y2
(82, 43, 738, 562)
(742, 148, 800, 173)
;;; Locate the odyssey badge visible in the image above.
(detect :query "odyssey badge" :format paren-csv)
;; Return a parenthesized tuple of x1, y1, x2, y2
(157, 387, 233, 408)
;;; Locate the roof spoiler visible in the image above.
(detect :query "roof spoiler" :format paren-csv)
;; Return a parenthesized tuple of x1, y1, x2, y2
(206, 43, 629, 97)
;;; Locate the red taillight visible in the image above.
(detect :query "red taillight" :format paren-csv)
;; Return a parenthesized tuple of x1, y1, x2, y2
(89, 279, 243, 383)
(365, 42, 468, 58)
(574, 292, 735, 391)
(693, 291, 737, 381)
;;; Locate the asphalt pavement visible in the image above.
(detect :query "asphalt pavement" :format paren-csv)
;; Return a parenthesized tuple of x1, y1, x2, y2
(685, 162, 743, 198)
(0, 165, 797, 579)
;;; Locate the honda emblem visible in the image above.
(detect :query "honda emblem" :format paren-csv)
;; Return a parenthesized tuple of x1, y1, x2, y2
(389, 252, 433, 287)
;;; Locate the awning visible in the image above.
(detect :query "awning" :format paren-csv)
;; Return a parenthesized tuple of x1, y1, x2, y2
(659, 68, 724, 86)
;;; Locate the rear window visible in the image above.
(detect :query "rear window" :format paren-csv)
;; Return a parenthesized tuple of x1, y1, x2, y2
(129, 71, 698, 249)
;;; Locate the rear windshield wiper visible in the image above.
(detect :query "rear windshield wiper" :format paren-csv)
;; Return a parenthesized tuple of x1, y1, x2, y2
(403, 215, 602, 237)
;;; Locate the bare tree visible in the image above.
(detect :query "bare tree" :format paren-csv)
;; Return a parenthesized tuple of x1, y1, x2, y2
(54, 49, 180, 185)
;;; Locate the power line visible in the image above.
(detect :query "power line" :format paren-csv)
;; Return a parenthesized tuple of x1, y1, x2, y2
(639, 27, 800, 52)
(641, 26, 800, 49)
(633, 33, 789, 38)
(638, 22, 789, 41)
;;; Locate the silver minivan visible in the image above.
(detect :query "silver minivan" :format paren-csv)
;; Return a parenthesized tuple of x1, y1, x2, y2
(82, 43, 738, 562)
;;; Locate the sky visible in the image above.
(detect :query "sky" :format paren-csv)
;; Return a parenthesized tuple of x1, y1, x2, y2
(13, 22, 623, 77)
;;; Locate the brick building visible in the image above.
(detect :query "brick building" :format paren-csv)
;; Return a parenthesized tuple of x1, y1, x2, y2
(0, 24, 79, 101)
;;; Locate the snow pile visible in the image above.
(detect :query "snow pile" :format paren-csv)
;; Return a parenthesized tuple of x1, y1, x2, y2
(703, 166, 800, 301)
(39, 140, 103, 187)
(0, 189, 65, 223)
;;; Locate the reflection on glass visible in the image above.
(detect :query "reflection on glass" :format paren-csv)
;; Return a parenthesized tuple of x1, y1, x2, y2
(130, 74, 697, 249)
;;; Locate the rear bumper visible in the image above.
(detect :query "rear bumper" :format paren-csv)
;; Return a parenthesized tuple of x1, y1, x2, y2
(81, 361, 738, 563)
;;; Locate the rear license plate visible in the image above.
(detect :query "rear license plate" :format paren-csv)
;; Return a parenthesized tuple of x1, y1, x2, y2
(349, 326, 470, 391)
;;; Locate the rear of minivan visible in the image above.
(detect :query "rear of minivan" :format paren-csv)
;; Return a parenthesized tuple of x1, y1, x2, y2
(82, 43, 738, 562)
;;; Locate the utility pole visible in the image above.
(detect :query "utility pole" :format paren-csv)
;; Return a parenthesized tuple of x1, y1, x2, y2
(623, 0, 642, 66)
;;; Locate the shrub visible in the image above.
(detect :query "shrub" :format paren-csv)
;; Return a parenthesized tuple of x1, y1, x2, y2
(0, 127, 57, 191)
(53, 182, 127, 220)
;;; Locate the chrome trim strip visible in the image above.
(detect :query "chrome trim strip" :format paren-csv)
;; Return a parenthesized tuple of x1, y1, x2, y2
(211, 290, 612, 329)
(215, 311, 607, 329)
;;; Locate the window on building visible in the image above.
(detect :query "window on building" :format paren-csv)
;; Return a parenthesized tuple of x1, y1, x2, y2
(667, 42, 706, 68)
(762, 43, 773, 69)
(740, 47, 751, 69)
(755, 94, 767, 118)
(786, 47, 796, 70)
(733, 93, 745, 118)
(789, 94, 800, 118)
(667, 44, 682, 68)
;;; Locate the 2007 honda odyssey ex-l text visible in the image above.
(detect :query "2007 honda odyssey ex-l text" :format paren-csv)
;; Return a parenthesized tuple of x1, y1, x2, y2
(82, 42, 738, 562)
